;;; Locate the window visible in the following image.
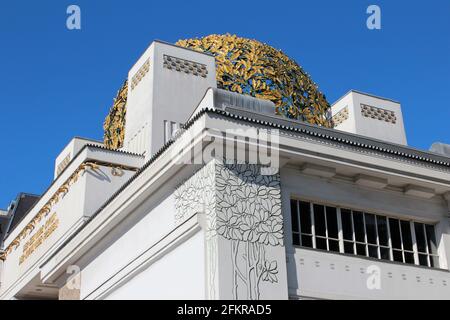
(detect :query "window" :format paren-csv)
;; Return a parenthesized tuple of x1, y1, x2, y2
(414, 222, 439, 268)
(290, 199, 440, 268)
(290, 200, 312, 247)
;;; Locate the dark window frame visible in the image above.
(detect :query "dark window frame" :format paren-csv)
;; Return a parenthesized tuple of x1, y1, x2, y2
(290, 199, 440, 269)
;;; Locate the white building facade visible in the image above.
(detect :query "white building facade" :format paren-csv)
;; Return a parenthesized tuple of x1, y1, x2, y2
(1, 40, 450, 300)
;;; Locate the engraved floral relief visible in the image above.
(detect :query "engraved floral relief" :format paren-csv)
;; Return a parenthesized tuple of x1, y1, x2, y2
(174, 161, 216, 226)
(174, 160, 283, 300)
(174, 161, 217, 299)
(215, 162, 282, 299)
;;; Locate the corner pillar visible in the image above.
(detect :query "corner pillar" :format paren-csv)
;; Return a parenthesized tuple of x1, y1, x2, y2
(175, 159, 288, 300)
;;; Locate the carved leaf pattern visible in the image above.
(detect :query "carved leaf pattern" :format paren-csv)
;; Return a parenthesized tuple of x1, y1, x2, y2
(174, 161, 283, 244)
(174, 160, 283, 299)
(215, 162, 283, 246)
(174, 161, 217, 237)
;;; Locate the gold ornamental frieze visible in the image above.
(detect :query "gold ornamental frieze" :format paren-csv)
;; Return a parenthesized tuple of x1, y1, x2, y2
(19, 213, 59, 265)
(0, 161, 138, 262)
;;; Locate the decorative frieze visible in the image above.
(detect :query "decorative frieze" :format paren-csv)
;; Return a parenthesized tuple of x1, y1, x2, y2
(163, 55, 208, 78)
(332, 106, 349, 127)
(361, 104, 397, 124)
(131, 59, 150, 91)
(1, 161, 138, 261)
(19, 212, 59, 265)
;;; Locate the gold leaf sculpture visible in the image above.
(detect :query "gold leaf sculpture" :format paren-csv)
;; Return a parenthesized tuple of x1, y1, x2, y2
(177, 34, 331, 126)
(103, 34, 332, 149)
(103, 80, 128, 149)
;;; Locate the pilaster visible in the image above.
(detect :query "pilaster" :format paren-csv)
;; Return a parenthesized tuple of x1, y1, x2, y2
(174, 159, 288, 300)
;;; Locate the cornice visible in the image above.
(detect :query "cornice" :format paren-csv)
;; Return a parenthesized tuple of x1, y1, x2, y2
(40, 107, 450, 267)
(202, 108, 450, 169)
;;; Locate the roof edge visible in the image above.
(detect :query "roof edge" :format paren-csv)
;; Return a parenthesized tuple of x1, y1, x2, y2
(41, 106, 450, 267)
(332, 89, 401, 106)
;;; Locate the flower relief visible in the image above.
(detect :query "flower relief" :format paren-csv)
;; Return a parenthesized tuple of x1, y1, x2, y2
(173, 160, 283, 299)
(215, 162, 283, 246)
(215, 162, 283, 299)
(174, 161, 216, 226)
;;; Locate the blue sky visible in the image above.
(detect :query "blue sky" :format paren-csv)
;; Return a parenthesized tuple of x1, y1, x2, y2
(0, 0, 449, 207)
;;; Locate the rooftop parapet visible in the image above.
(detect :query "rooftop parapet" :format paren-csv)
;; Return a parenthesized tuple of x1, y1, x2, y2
(331, 90, 407, 145)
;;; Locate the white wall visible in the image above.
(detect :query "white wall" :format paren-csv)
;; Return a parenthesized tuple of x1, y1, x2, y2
(78, 192, 177, 298)
(124, 44, 155, 155)
(82, 166, 135, 217)
(289, 247, 450, 299)
(70, 164, 203, 300)
(124, 41, 216, 157)
(54, 138, 103, 179)
(353, 91, 407, 145)
(331, 93, 355, 133)
(104, 231, 205, 300)
(0, 155, 139, 299)
(0, 260, 3, 290)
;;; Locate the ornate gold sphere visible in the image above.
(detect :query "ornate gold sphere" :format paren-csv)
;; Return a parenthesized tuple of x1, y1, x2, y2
(104, 34, 331, 149)
(176, 34, 331, 126)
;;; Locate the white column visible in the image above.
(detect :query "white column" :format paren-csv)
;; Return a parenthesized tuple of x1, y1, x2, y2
(439, 192, 450, 270)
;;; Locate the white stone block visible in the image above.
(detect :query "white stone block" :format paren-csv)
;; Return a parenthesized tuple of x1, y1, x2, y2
(354, 174, 388, 189)
(301, 163, 336, 178)
(124, 41, 217, 158)
(331, 90, 407, 145)
(404, 185, 435, 199)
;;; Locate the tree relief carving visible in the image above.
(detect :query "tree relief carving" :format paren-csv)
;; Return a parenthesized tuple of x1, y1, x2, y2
(215, 162, 282, 299)
(174, 160, 283, 300)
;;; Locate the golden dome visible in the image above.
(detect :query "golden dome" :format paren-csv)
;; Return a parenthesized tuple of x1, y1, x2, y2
(177, 34, 331, 126)
(104, 34, 331, 149)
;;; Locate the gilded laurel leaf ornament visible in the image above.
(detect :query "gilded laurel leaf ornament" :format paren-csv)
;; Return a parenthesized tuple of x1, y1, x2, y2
(176, 34, 332, 127)
(103, 34, 332, 149)
(103, 80, 128, 149)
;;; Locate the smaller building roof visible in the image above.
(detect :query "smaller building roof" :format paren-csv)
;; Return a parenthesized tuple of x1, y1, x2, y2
(4, 193, 40, 237)
(0, 210, 10, 246)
